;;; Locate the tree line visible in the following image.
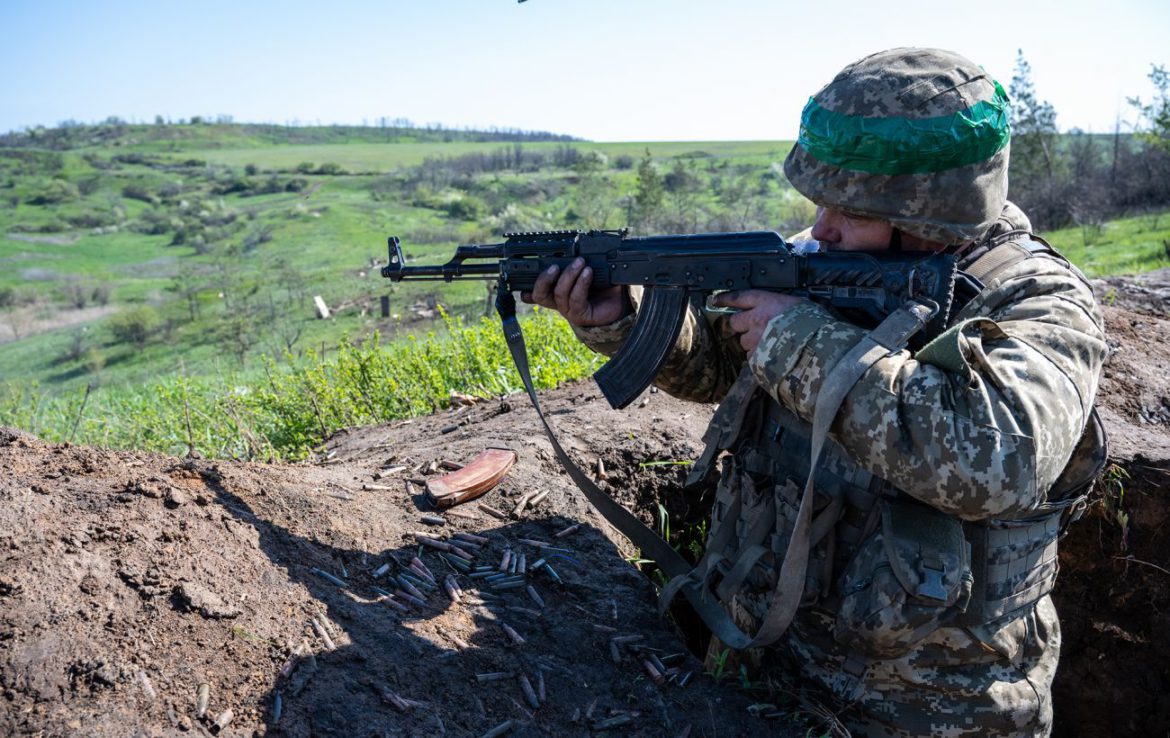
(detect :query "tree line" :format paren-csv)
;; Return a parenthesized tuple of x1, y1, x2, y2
(1008, 51, 1170, 233)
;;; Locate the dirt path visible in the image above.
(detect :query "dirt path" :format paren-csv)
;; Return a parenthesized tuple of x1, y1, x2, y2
(2, 271, 1168, 737)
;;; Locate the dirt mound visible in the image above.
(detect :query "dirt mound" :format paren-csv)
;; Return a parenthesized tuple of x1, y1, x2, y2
(1, 272, 1168, 737)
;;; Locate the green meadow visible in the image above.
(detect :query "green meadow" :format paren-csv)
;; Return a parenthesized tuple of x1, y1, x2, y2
(1, 121, 1166, 459)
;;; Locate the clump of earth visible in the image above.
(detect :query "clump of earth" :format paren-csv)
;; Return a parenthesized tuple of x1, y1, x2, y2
(2, 270, 1168, 737)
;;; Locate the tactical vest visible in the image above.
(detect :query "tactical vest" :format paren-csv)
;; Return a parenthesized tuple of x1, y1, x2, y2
(683, 233, 1108, 656)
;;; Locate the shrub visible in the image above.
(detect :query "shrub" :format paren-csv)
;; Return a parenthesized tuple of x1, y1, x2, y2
(27, 179, 79, 206)
(108, 306, 160, 349)
(613, 155, 635, 170)
(442, 195, 486, 221)
(121, 183, 158, 205)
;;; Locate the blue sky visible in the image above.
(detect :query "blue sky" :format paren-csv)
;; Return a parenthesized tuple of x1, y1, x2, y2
(2, 0, 1168, 141)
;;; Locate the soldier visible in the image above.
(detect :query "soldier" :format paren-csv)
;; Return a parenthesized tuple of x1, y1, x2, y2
(524, 48, 1107, 737)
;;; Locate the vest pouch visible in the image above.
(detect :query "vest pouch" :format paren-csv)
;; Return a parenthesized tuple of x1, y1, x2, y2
(833, 498, 973, 660)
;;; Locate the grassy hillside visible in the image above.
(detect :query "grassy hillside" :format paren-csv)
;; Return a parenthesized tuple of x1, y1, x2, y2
(0, 123, 802, 394)
(1, 120, 1168, 460)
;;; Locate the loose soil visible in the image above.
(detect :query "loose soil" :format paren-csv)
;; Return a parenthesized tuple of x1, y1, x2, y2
(2, 270, 1169, 738)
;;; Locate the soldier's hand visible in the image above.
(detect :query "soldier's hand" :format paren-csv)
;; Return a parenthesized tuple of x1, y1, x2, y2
(520, 257, 629, 327)
(711, 290, 806, 353)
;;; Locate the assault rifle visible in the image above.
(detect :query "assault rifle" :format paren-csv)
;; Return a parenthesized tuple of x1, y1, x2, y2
(381, 229, 956, 409)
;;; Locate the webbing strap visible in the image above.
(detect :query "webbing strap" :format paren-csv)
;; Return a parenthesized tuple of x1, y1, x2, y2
(495, 291, 758, 649)
(496, 289, 935, 650)
(744, 299, 938, 647)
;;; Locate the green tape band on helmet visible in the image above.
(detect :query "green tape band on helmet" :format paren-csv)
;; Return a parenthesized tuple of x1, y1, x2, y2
(797, 81, 1011, 175)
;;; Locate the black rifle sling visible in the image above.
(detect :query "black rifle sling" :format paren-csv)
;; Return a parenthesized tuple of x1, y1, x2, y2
(495, 288, 935, 650)
(495, 291, 759, 648)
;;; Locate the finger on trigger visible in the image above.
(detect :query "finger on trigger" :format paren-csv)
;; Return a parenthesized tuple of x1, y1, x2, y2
(712, 290, 737, 307)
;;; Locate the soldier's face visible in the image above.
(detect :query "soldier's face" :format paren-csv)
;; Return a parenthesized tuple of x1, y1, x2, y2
(810, 207, 894, 251)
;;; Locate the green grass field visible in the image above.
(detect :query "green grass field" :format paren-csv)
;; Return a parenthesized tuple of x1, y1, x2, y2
(1044, 210, 1170, 277)
(187, 140, 791, 173)
(2, 121, 1168, 460)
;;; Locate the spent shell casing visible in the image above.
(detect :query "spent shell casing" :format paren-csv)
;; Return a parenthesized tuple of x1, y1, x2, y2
(511, 492, 533, 517)
(645, 659, 664, 683)
(478, 503, 507, 519)
(537, 670, 546, 702)
(394, 589, 428, 608)
(475, 672, 513, 683)
(196, 682, 210, 718)
(442, 553, 472, 571)
(411, 557, 437, 581)
(213, 708, 234, 731)
(517, 553, 527, 575)
(519, 674, 540, 709)
(530, 558, 547, 571)
(420, 514, 446, 526)
(528, 490, 549, 508)
(543, 564, 562, 583)
(278, 653, 299, 678)
(310, 618, 336, 651)
(373, 563, 391, 578)
(650, 654, 667, 674)
(409, 564, 435, 585)
(677, 670, 693, 687)
(609, 640, 622, 663)
(526, 585, 545, 608)
(501, 623, 525, 646)
(594, 714, 634, 730)
(454, 531, 489, 545)
(311, 567, 347, 588)
(396, 576, 426, 601)
(493, 581, 526, 591)
(480, 719, 515, 738)
(449, 544, 475, 561)
(414, 533, 451, 552)
(448, 632, 470, 649)
(498, 550, 512, 572)
(444, 575, 462, 603)
(611, 634, 644, 644)
(554, 523, 580, 538)
(272, 692, 283, 724)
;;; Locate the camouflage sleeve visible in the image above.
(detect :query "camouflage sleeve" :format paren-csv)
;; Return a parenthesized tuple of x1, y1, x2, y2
(748, 257, 1107, 520)
(572, 286, 747, 403)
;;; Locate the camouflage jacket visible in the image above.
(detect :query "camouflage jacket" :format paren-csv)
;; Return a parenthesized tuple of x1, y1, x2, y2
(573, 205, 1104, 734)
(574, 204, 1106, 522)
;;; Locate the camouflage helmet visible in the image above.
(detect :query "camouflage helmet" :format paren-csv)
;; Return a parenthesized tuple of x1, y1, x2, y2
(783, 48, 1011, 245)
